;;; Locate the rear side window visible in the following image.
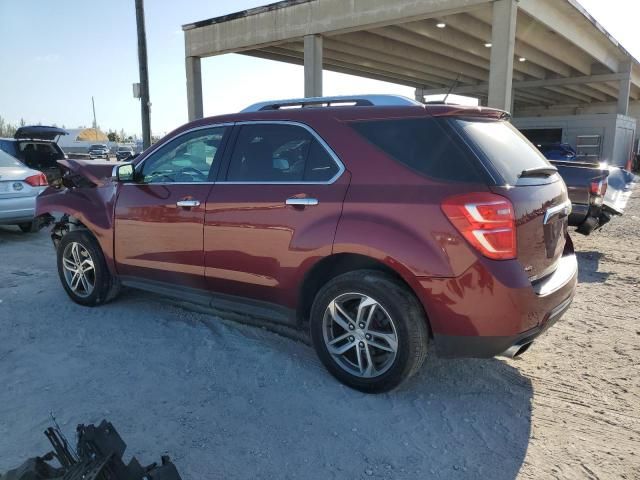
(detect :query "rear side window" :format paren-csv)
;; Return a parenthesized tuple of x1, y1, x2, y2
(455, 119, 553, 185)
(226, 123, 340, 183)
(350, 117, 483, 183)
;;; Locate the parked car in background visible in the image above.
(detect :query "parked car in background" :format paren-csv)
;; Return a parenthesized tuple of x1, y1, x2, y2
(88, 144, 110, 159)
(535, 143, 618, 235)
(0, 149, 48, 232)
(37, 95, 577, 392)
(536, 143, 578, 161)
(116, 146, 135, 161)
(0, 126, 67, 184)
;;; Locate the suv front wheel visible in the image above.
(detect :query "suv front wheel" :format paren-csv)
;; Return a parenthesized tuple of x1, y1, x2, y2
(310, 270, 429, 393)
(56, 230, 120, 306)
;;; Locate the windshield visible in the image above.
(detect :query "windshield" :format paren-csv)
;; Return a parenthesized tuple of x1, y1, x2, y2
(455, 119, 553, 185)
(118, 147, 132, 151)
(0, 149, 23, 167)
(90, 144, 106, 149)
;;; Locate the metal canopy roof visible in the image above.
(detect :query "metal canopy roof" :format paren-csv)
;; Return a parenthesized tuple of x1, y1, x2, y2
(182, 0, 640, 111)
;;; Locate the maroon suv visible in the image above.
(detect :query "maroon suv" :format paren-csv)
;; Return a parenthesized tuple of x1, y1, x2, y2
(36, 95, 577, 393)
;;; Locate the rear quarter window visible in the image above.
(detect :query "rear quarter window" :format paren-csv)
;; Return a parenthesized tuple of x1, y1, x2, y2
(350, 117, 484, 183)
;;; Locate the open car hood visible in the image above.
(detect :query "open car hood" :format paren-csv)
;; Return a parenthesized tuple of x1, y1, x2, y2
(58, 159, 115, 187)
(14, 125, 68, 141)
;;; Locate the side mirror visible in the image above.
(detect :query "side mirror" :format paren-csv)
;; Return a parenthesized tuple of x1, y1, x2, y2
(115, 163, 135, 182)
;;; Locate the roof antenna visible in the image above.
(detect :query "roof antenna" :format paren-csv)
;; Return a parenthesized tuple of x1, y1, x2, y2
(442, 74, 461, 104)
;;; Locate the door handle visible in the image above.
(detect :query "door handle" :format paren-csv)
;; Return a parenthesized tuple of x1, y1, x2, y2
(285, 197, 319, 207)
(176, 199, 201, 208)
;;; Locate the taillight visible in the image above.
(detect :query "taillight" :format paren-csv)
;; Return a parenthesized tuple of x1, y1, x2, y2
(590, 178, 607, 197)
(441, 192, 516, 260)
(24, 173, 48, 187)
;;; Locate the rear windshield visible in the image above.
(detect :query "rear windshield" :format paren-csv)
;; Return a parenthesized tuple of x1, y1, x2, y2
(350, 117, 483, 183)
(0, 149, 23, 167)
(0, 139, 18, 158)
(455, 119, 553, 185)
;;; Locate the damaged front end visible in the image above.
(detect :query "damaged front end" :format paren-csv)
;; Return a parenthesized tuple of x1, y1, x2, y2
(35, 159, 123, 274)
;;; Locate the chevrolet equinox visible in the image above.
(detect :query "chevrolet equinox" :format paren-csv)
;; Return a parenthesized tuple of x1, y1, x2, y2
(36, 95, 577, 392)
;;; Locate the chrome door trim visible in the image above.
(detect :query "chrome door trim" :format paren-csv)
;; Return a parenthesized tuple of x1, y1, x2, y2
(286, 197, 319, 206)
(176, 199, 201, 207)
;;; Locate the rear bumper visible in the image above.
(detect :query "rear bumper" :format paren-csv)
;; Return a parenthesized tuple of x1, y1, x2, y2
(415, 244, 578, 358)
(433, 294, 573, 358)
(0, 195, 38, 224)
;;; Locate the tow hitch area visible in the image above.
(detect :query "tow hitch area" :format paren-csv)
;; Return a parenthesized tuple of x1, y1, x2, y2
(0, 419, 183, 480)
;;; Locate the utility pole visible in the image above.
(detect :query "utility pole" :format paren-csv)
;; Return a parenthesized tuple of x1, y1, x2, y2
(135, 0, 151, 149)
(91, 96, 98, 141)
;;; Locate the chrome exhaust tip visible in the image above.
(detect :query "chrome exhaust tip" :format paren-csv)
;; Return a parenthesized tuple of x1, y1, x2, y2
(501, 341, 533, 359)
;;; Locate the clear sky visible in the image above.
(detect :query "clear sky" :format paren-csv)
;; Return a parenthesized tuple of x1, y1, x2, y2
(0, 0, 639, 137)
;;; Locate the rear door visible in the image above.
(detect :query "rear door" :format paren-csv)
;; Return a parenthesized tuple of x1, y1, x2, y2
(203, 121, 349, 307)
(455, 119, 570, 280)
(114, 126, 229, 289)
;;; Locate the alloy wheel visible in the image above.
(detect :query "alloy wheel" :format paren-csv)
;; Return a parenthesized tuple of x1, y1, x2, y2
(322, 292, 399, 378)
(62, 242, 96, 298)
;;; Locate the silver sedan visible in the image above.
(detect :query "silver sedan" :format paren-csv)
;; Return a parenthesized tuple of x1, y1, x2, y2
(0, 149, 48, 232)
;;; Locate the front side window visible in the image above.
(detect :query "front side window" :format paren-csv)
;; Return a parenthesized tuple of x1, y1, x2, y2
(140, 127, 227, 183)
(226, 123, 339, 183)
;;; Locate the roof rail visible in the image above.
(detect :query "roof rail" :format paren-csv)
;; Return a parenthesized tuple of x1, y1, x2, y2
(241, 94, 421, 112)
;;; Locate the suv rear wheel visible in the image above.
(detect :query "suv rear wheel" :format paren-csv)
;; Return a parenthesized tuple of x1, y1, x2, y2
(56, 230, 120, 306)
(310, 270, 429, 393)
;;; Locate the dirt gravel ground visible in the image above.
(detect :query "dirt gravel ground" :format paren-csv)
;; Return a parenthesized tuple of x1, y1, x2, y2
(0, 190, 639, 480)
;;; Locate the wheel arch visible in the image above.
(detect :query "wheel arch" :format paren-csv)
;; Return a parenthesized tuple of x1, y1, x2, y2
(297, 252, 432, 336)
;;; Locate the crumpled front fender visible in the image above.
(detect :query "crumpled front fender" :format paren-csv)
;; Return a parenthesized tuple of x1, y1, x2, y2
(36, 184, 119, 275)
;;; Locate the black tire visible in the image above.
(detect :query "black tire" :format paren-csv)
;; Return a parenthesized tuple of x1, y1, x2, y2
(56, 229, 120, 306)
(310, 270, 429, 393)
(18, 222, 34, 233)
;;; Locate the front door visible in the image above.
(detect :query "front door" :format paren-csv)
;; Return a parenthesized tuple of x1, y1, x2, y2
(114, 126, 229, 289)
(204, 122, 349, 308)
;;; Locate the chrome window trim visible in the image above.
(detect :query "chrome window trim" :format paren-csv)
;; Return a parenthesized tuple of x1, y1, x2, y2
(217, 120, 345, 185)
(119, 120, 345, 186)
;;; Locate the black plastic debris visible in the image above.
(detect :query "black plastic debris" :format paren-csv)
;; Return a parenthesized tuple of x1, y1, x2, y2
(0, 420, 182, 480)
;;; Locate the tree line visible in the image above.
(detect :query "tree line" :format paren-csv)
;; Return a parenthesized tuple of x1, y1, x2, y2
(0, 115, 136, 144)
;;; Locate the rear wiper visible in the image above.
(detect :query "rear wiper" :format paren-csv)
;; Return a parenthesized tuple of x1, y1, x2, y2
(519, 166, 558, 178)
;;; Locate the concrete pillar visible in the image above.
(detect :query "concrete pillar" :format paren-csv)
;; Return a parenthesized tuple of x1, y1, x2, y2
(304, 35, 323, 98)
(617, 61, 632, 116)
(488, 0, 517, 111)
(186, 56, 203, 121)
(414, 88, 425, 103)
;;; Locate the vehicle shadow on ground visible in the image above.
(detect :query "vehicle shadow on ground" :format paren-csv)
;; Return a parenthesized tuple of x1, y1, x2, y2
(0, 225, 28, 242)
(142, 292, 533, 480)
(576, 250, 609, 283)
(0, 281, 534, 480)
